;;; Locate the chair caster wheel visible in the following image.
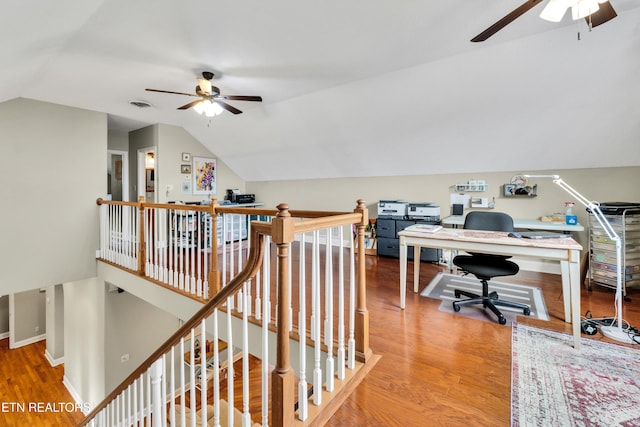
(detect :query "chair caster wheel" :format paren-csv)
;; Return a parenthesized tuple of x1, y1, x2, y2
(524, 308, 531, 316)
(452, 302, 461, 312)
(498, 316, 507, 325)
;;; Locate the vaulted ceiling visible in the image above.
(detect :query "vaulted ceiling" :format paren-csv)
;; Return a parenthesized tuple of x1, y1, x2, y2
(2, 1, 640, 181)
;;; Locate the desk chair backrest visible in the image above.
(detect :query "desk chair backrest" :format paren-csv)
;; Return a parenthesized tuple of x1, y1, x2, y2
(463, 211, 514, 233)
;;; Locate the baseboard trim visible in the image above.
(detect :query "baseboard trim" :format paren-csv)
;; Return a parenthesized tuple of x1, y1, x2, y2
(0, 331, 9, 340)
(44, 349, 64, 367)
(11, 333, 46, 349)
(63, 375, 90, 415)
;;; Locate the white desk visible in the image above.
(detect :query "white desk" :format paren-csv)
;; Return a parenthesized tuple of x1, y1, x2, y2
(442, 216, 584, 232)
(398, 228, 583, 348)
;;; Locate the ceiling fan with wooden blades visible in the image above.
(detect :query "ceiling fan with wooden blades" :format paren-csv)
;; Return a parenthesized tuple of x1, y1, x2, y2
(471, 0, 617, 42)
(146, 71, 262, 115)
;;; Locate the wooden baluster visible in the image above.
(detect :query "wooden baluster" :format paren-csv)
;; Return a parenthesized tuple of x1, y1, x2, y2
(271, 203, 295, 427)
(179, 338, 186, 427)
(337, 226, 346, 380)
(138, 196, 146, 276)
(132, 379, 138, 427)
(200, 319, 207, 427)
(325, 228, 335, 392)
(226, 298, 235, 427)
(229, 215, 235, 310)
(261, 236, 271, 427)
(212, 312, 221, 427)
(313, 230, 322, 406)
(150, 358, 163, 427)
(297, 232, 308, 421)
(242, 281, 251, 426)
(354, 199, 371, 362)
(169, 347, 175, 427)
(209, 199, 220, 297)
(197, 211, 202, 297)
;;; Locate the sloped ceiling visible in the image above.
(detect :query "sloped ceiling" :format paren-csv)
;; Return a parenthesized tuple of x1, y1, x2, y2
(2, 0, 640, 181)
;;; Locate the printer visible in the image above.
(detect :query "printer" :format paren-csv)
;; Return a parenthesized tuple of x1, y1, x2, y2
(407, 202, 440, 222)
(226, 189, 255, 204)
(377, 200, 408, 219)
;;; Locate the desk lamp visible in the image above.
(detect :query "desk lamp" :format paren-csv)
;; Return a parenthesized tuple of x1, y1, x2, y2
(524, 174, 633, 344)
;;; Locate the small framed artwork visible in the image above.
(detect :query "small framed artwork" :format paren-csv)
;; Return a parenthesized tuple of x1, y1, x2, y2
(180, 164, 191, 174)
(504, 184, 516, 196)
(181, 181, 191, 194)
(193, 156, 216, 195)
(182, 152, 191, 162)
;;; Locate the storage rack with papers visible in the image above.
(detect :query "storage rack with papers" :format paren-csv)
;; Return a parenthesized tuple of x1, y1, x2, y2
(588, 206, 640, 297)
(376, 218, 441, 261)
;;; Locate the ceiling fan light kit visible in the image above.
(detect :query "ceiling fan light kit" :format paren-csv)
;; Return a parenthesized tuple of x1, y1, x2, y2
(472, 0, 616, 42)
(146, 71, 262, 116)
(540, 0, 602, 22)
(539, 0, 571, 22)
(193, 99, 224, 117)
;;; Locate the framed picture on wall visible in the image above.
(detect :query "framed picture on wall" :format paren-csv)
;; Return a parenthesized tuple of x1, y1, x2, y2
(182, 152, 191, 162)
(504, 184, 516, 196)
(181, 164, 191, 174)
(181, 181, 191, 195)
(193, 156, 216, 195)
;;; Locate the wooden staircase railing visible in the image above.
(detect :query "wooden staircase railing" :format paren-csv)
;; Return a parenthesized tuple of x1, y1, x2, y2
(82, 200, 372, 426)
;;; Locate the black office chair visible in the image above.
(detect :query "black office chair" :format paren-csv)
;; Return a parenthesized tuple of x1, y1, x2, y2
(452, 211, 530, 325)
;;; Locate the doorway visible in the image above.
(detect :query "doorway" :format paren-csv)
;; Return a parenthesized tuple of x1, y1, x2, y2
(107, 150, 129, 202)
(138, 147, 157, 203)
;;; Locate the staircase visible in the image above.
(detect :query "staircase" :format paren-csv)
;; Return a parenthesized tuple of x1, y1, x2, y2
(79, 199, 376, 426)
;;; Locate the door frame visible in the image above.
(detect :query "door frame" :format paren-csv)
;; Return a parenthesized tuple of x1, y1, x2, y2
(137, 147, 157, 203)
(107, 149, 129, 201)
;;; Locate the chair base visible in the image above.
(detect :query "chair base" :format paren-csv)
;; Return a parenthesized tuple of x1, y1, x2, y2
(452, 280, 530, 325)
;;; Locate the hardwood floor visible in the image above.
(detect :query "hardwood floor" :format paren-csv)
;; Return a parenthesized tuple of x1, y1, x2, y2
(326, 256, 640, 427)
(3, 256, 639, 426)
(0, 338, 84, 426)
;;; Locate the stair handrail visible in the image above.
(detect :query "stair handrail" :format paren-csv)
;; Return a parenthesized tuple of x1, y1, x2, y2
(78, 225, 265, 426)
(83, 199, 370, 426)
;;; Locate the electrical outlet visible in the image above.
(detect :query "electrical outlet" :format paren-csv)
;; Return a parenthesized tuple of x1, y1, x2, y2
(121, 353, 129, 363)
(35, 326, 39, 332)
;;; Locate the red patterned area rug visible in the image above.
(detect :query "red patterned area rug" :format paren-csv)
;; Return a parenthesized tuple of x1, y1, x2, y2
(511, 323, 640, 426)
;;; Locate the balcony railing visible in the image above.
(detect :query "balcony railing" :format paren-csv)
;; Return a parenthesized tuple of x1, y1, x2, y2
(84, 199, 373, 426)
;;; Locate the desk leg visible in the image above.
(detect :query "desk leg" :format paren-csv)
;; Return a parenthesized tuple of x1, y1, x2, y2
(568, 254, 582, 350)
(559, 260, 571, 323)
(399, 238, 407, 309)
(413, 246, 421, 293)
(561, 255, 582, 349)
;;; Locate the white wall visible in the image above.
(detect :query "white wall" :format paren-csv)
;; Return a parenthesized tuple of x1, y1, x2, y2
(128, 123, 245, 204)
(107, 129, 129, 151)
(63, 277, 106, 408)
(0, 295, 8, 336)
(156, 123, 245, 204)
(104, 289, 179, 393)
(0, 98, 106, 295)
(45, 284, 65, 364)
(12, 288, 46, 344)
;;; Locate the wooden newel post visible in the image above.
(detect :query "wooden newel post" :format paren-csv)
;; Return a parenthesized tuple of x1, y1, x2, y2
(354, 199, 372, 362)
(208, 198, 221, 297)
(271, 203, 295, 427)
(137, 196, 146, 276)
